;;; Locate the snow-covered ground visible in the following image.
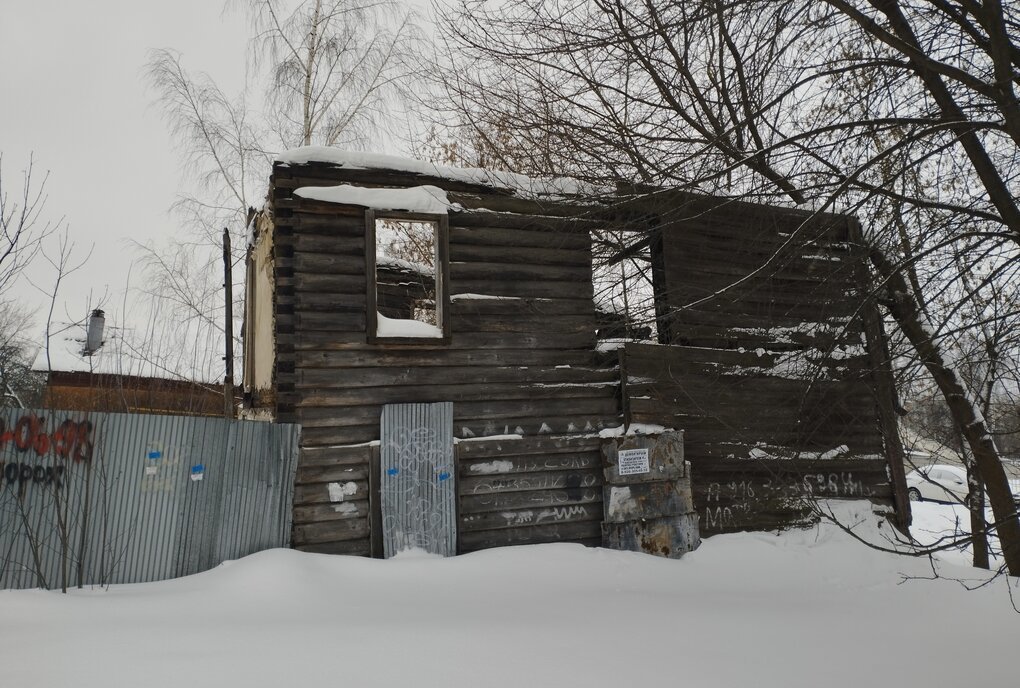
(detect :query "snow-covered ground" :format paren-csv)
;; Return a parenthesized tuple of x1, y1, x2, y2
(1, 501, 1015, 687)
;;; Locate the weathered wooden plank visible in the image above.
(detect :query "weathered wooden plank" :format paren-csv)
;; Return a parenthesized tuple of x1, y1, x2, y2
(295, 463, 369, 485)
(296, 395, 619, 424)
(449, 225, 591, 250)
(459, 487, 602, 514)
(455, 434, 603, 459)
(282, 253, 365, 274)
(460, 502, 602, 532)
(460, 451, 601, 478)
(296, 413, 623, 448)
(458, 521, 602, 551)
(293, 480, 369, 505)
(449, 296, 594, 317)
(300, 425, 380, 447)
(293, 310, 367, 331)
(297, 364, 616, 389)
(289, 330, 596, 351)
(293, 500, 370, 523)
(295, 348, 601, 369)
(283, 292, 367, 311)
(449, 244, 591, 268)
(283, 273, 366, 293)
(294, 539, 371, 556)
(450, 210, 595, 232)
(450, 278, 593, 301)
(460, 468, 603, 496)
(293, 517, 370, 544)
(294, 381, 617, 409)
(290, 217, 365, 236)
(450, 314, 594, 335)
(450, 262, 591, 283)
(299, 444, 374, 466)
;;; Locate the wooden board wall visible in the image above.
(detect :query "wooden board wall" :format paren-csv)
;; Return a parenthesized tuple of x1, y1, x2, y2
(266, 161, 623, 554)
(625, 199, 903, 534)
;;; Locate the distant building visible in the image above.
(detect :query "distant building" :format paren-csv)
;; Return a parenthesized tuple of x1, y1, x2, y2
(32, 311, 227, 417)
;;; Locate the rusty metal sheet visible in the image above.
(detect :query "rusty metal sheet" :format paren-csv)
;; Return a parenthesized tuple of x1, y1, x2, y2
(601, 431, 686, 484)
(602, 514, 700, 559)
(604, 479, 695, 523)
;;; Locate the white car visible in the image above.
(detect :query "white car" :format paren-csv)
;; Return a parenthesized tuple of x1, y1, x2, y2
(905, 464, 970, 504)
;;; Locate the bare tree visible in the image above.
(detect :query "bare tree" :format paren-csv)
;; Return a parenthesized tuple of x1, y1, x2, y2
(432, 0, 1020, 573)
(144, 1, 420, 384)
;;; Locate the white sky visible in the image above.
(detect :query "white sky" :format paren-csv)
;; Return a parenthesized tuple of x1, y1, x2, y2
(1, 0, 431, 353)
(1, 1, 251, 336)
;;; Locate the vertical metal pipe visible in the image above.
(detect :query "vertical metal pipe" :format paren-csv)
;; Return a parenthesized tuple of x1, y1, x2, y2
(223, 228, 234, 419)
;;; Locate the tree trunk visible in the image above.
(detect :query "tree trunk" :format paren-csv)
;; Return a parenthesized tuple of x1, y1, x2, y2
(870, 249, 1020, 575)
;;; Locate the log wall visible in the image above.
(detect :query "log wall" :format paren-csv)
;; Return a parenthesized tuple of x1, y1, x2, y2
(627, 198, 902, 534)
(265, 161, 622, 554)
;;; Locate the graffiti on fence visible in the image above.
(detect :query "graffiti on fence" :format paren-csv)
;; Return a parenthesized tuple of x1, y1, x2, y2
(0, 413, 96, 492)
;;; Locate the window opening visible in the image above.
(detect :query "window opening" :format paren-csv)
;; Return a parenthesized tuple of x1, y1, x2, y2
(374, 217, 444, 338)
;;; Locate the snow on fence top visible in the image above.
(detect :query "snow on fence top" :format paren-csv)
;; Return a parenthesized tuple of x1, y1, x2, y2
(294, 184, 454, 214)
(277, 146, 590, 199)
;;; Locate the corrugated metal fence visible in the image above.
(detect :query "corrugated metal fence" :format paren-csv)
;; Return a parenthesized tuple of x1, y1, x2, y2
(0, 408, 300, 589)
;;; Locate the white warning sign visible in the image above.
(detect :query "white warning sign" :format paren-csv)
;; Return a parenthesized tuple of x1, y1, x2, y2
(617, 448, 650, 476)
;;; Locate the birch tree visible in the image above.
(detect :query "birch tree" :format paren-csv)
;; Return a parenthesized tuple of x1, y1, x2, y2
(145, 0, 419, 380)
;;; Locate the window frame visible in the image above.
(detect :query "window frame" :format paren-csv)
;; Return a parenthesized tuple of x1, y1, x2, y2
(365, 208, 451, 344)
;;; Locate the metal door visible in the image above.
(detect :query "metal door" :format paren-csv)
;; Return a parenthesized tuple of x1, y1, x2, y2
(379, 402, 455, 557)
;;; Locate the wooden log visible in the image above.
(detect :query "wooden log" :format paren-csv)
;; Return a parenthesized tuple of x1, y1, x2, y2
(296, 364, 616, 389)
(450, 278, 593, 301)
(449, 225, 591, 250)
(296, 396, 619, 424)
(449, 244, 591, 268)
(288, 330, 596, 351)
(293, 380, 618, 410)
(294, 348, 601, 369)
(449, 296, 595, 317)
(288, 253, 365, 274)
(450, 262, 591, 283)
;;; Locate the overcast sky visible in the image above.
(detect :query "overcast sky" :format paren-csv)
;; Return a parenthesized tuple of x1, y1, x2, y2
(1, 0, 429, 351)
(0, 1, 254, 334)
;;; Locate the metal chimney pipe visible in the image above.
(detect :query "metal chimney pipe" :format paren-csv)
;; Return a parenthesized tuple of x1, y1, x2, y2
(85, 309, 105, 355)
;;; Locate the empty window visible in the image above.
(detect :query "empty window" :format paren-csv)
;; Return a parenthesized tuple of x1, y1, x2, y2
(367, 211, 449, 341)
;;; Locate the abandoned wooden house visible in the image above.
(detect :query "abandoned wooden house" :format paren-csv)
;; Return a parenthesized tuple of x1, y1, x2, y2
(243, 147, 910, 558)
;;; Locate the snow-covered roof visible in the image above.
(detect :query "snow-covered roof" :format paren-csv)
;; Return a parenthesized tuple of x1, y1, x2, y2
(277, 146, 591, 199)
(31, 325, 222, 385)
(295, 184, 454, 214)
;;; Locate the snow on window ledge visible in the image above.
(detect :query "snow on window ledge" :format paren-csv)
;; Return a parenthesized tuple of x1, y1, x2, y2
(375, 312, 443, 339)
